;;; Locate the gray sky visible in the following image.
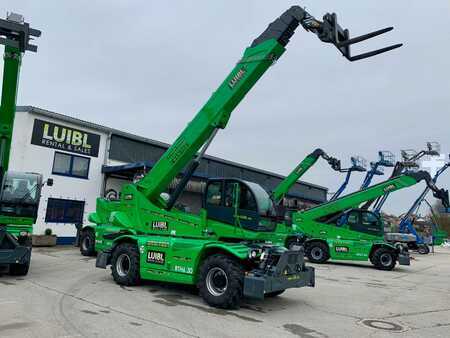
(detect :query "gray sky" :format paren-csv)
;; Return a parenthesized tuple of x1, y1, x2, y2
(2, 0, 450, 215)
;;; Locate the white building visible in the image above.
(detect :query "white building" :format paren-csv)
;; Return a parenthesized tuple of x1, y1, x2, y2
(10, 106, 328, 244)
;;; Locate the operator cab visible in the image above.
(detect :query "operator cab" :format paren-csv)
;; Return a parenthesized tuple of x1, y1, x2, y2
(203, 178, 277, 231)
(0, 171, 44, 221)
(331, 209, 383, 236)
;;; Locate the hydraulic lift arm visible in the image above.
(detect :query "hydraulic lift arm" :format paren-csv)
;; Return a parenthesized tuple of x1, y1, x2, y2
(271, 148, 340, 204)
(297, 171, 449, 221)
(0, 13, 40, 176)
(134, 6, 402, 209)
(399, 156, 450, 230)
(360, 151, 395, 189)
(371, 142, 440, 212)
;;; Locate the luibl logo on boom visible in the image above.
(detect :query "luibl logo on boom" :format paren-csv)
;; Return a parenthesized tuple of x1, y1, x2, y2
(228, 67, 247, 88)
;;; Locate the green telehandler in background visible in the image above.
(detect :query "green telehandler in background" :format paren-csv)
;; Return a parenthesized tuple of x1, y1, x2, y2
(287, 168, 449, 270)
(0, 13, 52, 276)
(88, 6, 402, 308)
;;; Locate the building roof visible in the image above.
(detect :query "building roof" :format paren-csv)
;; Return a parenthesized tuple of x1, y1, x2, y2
(17, 105, 328, 192)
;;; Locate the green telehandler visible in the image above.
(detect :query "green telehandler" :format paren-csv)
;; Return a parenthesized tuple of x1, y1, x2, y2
(0, 13, 52, 276)
(287, 169, 449, 270)
(89, 6, 402, 308)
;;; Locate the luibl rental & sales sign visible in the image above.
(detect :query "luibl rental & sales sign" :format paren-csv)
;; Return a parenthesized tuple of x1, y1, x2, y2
(31, 119, 100, 157)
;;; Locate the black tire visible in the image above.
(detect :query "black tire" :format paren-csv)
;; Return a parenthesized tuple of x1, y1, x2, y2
(265, 290, 285, 298)
(198, 254, 244, 309)
(417, 244, 430, 255)
(370, 247, 397, 271)
(306, 241, 330, 263)
(80, 229, 96, 256)
(9, 260, 30, 276)
(111, 243, 141, 286)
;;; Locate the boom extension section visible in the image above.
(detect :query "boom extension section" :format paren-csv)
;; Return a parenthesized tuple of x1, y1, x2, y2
(135, 6, 403, 209)
(0, 14, 41, 176)
(297, 171, 449, 222)
(271, 148, 340, 204)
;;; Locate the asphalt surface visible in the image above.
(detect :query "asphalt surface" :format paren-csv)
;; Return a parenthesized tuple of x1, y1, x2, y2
(1, 246, 450, 338)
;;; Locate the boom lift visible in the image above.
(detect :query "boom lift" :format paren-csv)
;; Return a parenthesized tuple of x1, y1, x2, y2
(0, 13, 51, 276)
(372, 142, 440, 213)
(271, 148, 341, 205)
(89, 6, 402, 308)
(360, 151, 395, 189)
(393, 155, 450, 254)
(289, 169, 449, 270)
(422, 198, 448, 246)
(329, 156, 367, 201)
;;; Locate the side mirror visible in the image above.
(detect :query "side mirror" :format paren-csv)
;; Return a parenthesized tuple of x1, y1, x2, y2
(46, 178, 54, 187)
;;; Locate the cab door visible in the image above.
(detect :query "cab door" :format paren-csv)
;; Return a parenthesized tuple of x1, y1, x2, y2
(346, 210, 382, 259)
(331, 210, 362, 260)
(224, 181, 259, 230)
(204, 179, 259, 229)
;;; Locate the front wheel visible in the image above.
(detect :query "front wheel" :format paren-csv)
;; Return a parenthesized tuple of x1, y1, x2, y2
(306, 242, 330, 263)
(111, 243, 141, 286)
(198, 254, 244, 309)
(80, 229, 96, 256)
(370, 247, 397, 271)
(417, 244, 430, 255)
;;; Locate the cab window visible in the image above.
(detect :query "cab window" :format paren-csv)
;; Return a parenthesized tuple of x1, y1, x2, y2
(347, 212, 358, 225)
(361, 212, 378, 226)
(239, 184, 257, 211)
(206, 182, 222, 206)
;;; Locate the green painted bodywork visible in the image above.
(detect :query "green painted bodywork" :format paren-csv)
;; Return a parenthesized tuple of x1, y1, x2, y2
(290, 175, 419, 262)
(89, 38, 295, 284)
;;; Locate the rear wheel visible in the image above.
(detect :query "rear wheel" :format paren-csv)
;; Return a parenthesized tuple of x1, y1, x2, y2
(306, 242, 330, 263)
(80, 228, 96, 256)
(111, 243, 141, 286)
(198, 254, 244, 309)
(417, 244, 430, 255)
(371, 247, 397, 271)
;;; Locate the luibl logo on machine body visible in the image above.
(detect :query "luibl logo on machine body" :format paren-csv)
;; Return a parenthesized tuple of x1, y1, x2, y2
(147, 251, 165, 265)
(31, 119, 101, 157)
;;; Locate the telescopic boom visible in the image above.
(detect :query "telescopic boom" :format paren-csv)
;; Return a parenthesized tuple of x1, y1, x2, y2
(297, 171, 449, 221)
(135, 6, 402, 209)
(271, 148, 340, 204)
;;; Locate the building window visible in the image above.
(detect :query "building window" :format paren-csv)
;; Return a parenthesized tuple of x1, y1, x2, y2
(52, 152, 90, 179)
(45, 198, 85, 224)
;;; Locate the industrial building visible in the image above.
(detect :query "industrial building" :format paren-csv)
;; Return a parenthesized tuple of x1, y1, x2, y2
(10, 106, 328, 243)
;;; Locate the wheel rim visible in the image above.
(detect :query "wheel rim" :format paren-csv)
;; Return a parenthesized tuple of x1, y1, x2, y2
(81, 236, 90, 251)
(311, 247, 324, 260)
(380, 253, 393, 267)
(206, 267, 228, 297)
(116, 254, 131, 277)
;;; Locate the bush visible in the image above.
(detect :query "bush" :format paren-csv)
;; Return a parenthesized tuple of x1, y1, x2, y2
(44, 228, 53, 236)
